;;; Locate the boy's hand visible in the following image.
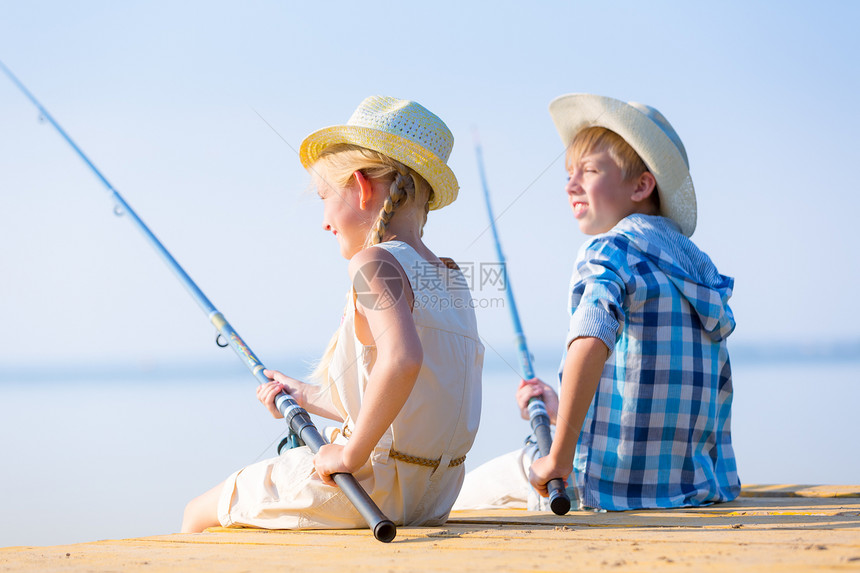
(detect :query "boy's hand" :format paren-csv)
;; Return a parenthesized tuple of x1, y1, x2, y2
(528, 454, 572, 497)
(313, 444, 352, 486)
(516, 378, 559, 424)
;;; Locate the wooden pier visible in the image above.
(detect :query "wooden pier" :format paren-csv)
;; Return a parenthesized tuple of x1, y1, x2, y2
(2, 485, 858, 572)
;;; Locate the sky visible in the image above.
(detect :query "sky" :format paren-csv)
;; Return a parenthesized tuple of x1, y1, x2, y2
(2, 1, 859, 373)
(1, 0, 859, 547)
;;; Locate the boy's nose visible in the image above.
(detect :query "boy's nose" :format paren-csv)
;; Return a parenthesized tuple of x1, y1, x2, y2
(565, 173, 582, 195)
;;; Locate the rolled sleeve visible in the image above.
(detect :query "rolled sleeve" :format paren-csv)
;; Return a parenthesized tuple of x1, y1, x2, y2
(567, 305, 618, 352)
(565, 236, 630, 355)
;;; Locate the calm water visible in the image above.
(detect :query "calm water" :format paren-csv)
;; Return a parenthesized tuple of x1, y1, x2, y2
(1, 357, 858, 547)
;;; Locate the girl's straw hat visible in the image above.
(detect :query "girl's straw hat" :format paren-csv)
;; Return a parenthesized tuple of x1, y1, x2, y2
(300, 96, 458, 210)
(549, 93, 697, 237)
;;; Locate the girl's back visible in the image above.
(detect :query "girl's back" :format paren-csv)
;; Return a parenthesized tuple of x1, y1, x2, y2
(329, 239, 482, 524)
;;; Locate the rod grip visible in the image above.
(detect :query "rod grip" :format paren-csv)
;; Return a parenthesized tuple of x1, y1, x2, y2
(531, 402, 572, 515)
(332, 473, 397, 543)
(279, 392, 397, 542)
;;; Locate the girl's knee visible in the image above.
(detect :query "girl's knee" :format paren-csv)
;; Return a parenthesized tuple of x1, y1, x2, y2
(181, 489, 221, 533)
(180, 498, 203, 533)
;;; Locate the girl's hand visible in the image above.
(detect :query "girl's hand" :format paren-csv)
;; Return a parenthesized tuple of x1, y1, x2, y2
(256, 380, 286, 419)
(312, 444, 352, 486)
(257, 369, 310, 419)
(528, 453, 571, 498)
(516, 378, 559, 424)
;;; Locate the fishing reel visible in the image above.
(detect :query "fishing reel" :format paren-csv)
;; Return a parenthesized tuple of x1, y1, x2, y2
(277, 431, 306, 454)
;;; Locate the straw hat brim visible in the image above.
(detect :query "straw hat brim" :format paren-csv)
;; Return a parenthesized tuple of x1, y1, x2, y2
(300, 125, 459, 211)
(549, 94, 697, 237)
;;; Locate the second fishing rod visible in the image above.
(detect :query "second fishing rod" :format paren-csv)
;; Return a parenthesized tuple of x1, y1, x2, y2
(475, 139, 571, 516)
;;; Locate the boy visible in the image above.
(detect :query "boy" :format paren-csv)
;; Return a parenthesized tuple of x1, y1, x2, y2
(457, 94, 739, 511)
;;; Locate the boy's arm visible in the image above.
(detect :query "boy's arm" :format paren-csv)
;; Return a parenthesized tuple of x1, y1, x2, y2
(528, 336, 608, 496)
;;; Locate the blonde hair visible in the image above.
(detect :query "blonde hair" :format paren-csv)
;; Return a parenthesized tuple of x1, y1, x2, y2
(568, 126, 660, 210)
(309, 144, 435, 386)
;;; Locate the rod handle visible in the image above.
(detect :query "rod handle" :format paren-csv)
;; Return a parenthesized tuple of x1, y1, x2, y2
(531, 402, 572, 515)
(332, 473, 397, 543)
(278, 392, 397, 542)
(547, 479, 571, 515)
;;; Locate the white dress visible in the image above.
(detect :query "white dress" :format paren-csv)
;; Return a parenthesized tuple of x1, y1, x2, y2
(218, 240, 483, 529)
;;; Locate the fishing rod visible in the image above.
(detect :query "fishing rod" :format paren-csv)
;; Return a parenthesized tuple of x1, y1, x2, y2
(474, 137, 571, 516)
(1, 59, 396, 543)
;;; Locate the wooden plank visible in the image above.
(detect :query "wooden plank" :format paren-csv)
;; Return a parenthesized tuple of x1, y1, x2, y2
(3, 523, 859, 573)
(2, 488, 859, 572)
(741, 484, 860, 498)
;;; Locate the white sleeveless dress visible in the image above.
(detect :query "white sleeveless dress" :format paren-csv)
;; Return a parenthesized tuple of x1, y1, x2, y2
(217, 240, 483, 529)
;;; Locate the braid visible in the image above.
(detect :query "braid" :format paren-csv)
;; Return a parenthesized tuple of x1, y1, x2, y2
(368, 171, 415, 246)
(309, 145, 434, 387)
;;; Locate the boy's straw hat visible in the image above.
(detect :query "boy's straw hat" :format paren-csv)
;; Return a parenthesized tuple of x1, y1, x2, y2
(300, 95, 458, 210)
(548, 94, 697, 237)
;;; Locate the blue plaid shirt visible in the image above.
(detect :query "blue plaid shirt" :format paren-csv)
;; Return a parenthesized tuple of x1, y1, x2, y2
(561, 214, 740, 510)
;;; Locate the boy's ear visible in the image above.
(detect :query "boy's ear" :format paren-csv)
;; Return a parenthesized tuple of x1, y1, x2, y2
(631, 171, 657, 203)
(353, 171, 374, 210)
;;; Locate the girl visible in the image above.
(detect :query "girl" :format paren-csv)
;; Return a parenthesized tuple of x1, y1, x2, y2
(181, 96, 483, 532)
